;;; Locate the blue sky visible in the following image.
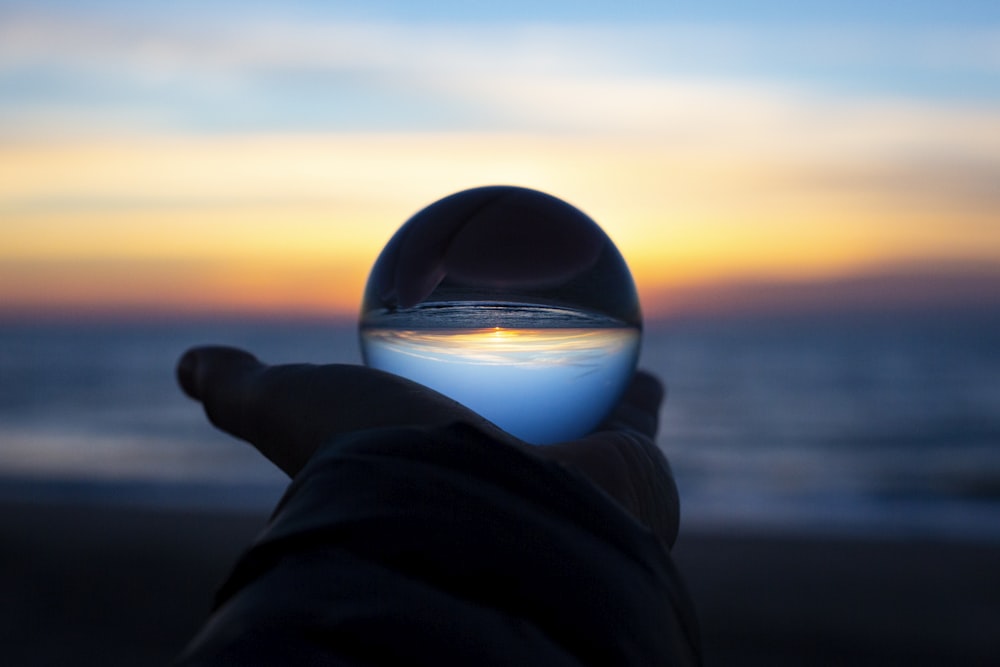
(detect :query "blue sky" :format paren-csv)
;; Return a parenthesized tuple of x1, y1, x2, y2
(1, 0, 996, 136)
(1, 0, 998, 317)
(11, 0, 998, 22)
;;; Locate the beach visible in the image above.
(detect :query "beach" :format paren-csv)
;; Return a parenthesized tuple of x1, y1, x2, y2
(3, 498, 998, 666)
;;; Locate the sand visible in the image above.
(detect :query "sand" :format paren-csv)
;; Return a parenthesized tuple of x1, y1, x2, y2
(673, 530, 1000, 666)
(2, 499, 998, 666)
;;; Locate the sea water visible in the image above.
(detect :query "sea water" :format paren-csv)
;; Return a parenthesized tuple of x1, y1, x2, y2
(360, 304, 640, 444)
(3, 312, 999, 540)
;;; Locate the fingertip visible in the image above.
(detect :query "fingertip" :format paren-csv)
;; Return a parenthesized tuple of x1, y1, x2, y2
(175, 346, 260, 402)
(629, 369, 666, 412)
(594, 369, 665, 439)
(176, 348, 201, 399)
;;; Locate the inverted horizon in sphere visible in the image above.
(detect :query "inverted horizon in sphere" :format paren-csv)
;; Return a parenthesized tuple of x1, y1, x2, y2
(361, 324, 641, 443)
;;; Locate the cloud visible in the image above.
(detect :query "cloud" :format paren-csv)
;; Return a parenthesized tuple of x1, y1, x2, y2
(1, 6, 997, 320)
(0, 9, 995, 187)
(4, 10, 998, 76)
(2, 10, 997, 182)
(646, 261, 1000, 320)
(0, 9, 997, 136)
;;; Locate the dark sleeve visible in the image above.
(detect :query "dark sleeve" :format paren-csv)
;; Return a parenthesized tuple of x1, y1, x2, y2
(176, 422, 702, 666)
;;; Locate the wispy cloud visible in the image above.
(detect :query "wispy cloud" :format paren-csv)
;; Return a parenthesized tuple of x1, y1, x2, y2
(1, 5, 997, 317)
(4, 11, 997, 77)
(2, 9, 997, 181)
(0, 9, 996, 136)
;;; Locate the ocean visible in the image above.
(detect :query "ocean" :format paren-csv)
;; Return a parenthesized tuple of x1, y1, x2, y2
(1, 311, 999, 541)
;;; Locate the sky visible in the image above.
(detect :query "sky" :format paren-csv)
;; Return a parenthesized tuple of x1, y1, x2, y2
(1, 1, 998, 320)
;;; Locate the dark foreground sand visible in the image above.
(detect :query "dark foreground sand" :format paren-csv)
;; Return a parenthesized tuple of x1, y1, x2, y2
(2, 500, 998, 666)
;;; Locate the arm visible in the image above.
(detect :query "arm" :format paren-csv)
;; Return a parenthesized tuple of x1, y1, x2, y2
(175, 347, 701, 666)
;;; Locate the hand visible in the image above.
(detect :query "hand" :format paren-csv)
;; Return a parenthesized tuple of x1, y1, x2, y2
(177, 346, 680, 549)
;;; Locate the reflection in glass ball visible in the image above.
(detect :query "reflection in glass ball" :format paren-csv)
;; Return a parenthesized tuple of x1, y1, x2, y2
(359, 186, 642, 444)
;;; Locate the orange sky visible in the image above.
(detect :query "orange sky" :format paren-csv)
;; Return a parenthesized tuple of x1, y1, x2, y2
(1, 6, 998, 321)
(2, 128, 998, 320)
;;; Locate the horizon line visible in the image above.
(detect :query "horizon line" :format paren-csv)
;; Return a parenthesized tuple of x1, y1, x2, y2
(3, 263, 999, 326)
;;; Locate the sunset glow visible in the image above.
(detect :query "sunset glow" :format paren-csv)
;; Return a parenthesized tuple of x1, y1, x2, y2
(2, 2, 998, 320)
(362, 327, 639, 364)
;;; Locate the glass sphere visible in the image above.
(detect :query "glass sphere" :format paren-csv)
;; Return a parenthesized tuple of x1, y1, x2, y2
(359, 186, 642, 444)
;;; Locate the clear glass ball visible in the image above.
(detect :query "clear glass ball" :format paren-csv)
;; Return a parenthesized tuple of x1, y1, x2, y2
(359, 186, 642, 444)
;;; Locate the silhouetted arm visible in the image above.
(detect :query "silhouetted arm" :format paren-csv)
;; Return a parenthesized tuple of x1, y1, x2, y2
(175, 347, 701, 665)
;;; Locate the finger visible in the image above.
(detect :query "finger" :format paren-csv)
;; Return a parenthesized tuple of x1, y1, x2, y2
(539, 431, 680, 551)
(597, 430, 680, 551)
(622, 369, 665, 417)
(599, 369, 665, 439)
(177, 346, 323, 475)
(530, 369, 678, 549)
(177, 346, 512, 477)
(177, 345, 263, 436)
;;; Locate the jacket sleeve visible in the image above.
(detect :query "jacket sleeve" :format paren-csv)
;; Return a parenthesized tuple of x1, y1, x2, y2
(177, 422, 702, 666)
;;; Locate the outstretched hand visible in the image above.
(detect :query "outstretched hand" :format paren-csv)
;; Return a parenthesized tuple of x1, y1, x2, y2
(177, 346, 680, 549)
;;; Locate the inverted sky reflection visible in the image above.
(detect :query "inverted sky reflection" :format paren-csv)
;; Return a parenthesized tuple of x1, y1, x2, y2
(361, 327, 640, 443)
